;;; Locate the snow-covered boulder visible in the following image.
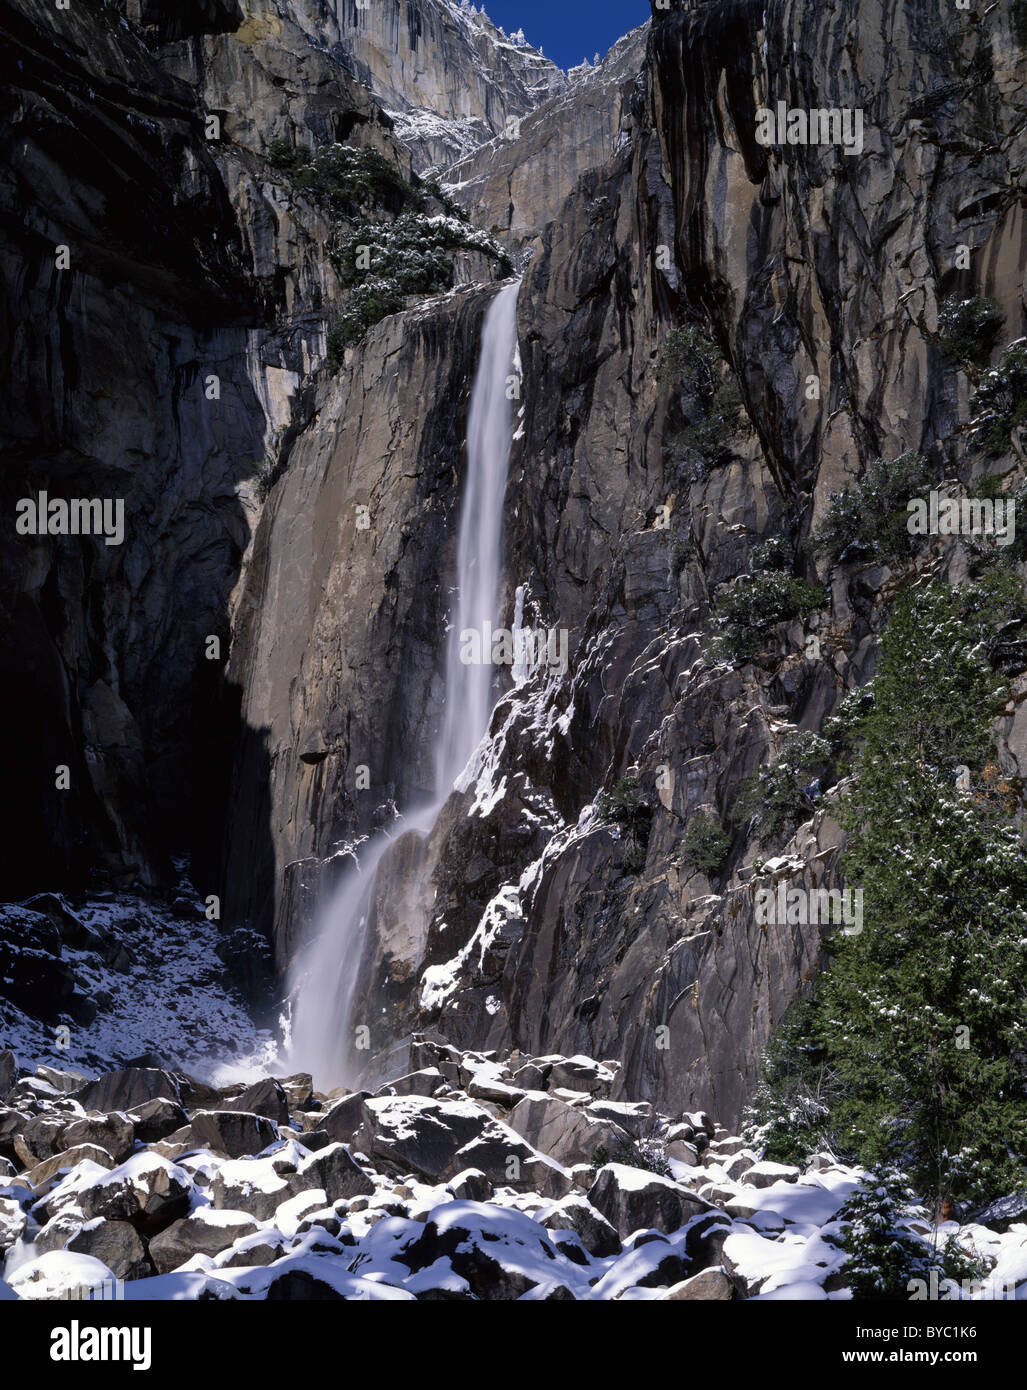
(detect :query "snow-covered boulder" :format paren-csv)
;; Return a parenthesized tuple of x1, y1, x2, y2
(587, 1163, 711, 1237)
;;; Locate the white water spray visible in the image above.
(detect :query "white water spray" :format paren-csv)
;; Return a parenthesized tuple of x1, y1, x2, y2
(287, 280, 521, 1087)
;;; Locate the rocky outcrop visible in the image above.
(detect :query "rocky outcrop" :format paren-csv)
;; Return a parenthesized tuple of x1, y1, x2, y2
(443, 25, 649, 241)
(276, 0, 567, 172)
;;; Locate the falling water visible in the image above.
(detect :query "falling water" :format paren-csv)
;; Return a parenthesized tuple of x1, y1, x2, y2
(286, 280, 521, 1087)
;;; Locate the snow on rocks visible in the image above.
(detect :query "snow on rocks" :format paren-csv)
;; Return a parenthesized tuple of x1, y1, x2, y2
(2, 1042, 1026, 1300)
(588, 1163, 714, 1237)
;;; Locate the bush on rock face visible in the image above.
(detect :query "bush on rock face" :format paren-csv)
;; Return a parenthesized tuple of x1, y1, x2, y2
(809, 451, 935, 567)
(707, 573, 826, 664)
(656, 324, 746, 481)
(595, 776, 654, 876)
(936, 293, 1004, 371)
(731, 730, 832, 846)
(680, 813, 732, 875)
(970, 340, 1027, 457)
(325, 213, 510, 355)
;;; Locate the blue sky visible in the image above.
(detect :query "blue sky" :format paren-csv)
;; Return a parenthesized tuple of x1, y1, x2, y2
(479, 0, 651, 71)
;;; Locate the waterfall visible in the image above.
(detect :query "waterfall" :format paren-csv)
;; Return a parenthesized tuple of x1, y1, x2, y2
(286, 280, 521, 1088)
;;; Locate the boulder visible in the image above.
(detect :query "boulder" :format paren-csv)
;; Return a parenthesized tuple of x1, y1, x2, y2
(585, 1100, 653, 1138)
(399, 1203, 575, 1301)
(219, 1230, 294, 1268)
(510, 1062, 547, 1091)
(149, 1208, 260, 1273)
(538, 1194, 621, 1256)
(62, 1112, 135, 1164)
(466, 1076, 525, 1107)
(587, 1164, 711, 1237)
(593, 1238, 691, 1297)
(546, 1056, 616, 1096)
(74, 1068, 183, 1114)
(210, 1157, 294, 1222)
(296, 1143, 375, 1203)
(20, 1143, 117, 1194)
(508, 1093, 630, 1167)
(13, 1113, 70, 1167)
(684, 1212, 733, 1269)
(356, 1096, 489, 1180)
(739, 1160, 800, 1189)
(320, 1092, 371, 1145)
(376, 1069, 445, 1098)
(218, 1078, 290, 1125)
(67, 1218, 152, 1280)
(126, 1097, 188, 1143)
(0, 1196, 27, 1253)
(446, 1169, 493, 1202)
(0, 1108, 27, 1164)
(35, 1066, 87, 1094)
(0, 1051, 15, 1098)
(75, 1152, 193, 1234)
(177, 1110, 278, 1159)
(968, 1193, 1027, 1233)
(661, 1266, 737, 1300)
(8, 1250, 118, 1301)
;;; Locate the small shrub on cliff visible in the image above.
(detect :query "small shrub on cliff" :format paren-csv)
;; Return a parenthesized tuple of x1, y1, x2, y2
(656, 324, 744, 468)
(266, 140, 411, 216)
(732, 730, 832, 844)
(681, 813, 732, 874)
(596, 775, 654, 874)
(751, 534, 793, 571)
(247, 458, 276, 501)
(809, 451, 935, 567)
(326, 213, 510, 351)
(707, 573, 826, 663)
(970, 340, 1027, 457)
(936, 293, 1004, 371)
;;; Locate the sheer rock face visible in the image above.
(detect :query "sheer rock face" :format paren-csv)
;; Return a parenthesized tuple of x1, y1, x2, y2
(277, 0, 567, 173)
(0, 0, 267, 892)
(442, 25, 650, 242)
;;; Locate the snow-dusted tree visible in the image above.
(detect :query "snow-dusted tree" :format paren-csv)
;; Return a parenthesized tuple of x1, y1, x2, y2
(838, 1168, 984, 1299)
(511, 27, 525, 45)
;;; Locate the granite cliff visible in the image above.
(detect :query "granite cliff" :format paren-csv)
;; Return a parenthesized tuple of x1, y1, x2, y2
(3, 0, 1026, 1141)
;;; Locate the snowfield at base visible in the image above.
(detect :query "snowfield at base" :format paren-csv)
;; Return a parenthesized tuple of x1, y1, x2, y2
(0, 863, 275, 1083)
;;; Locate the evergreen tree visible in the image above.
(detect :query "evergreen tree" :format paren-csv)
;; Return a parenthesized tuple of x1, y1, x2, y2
(751, 575, 1027, 1203)
(838, 1168, 985, 1299)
